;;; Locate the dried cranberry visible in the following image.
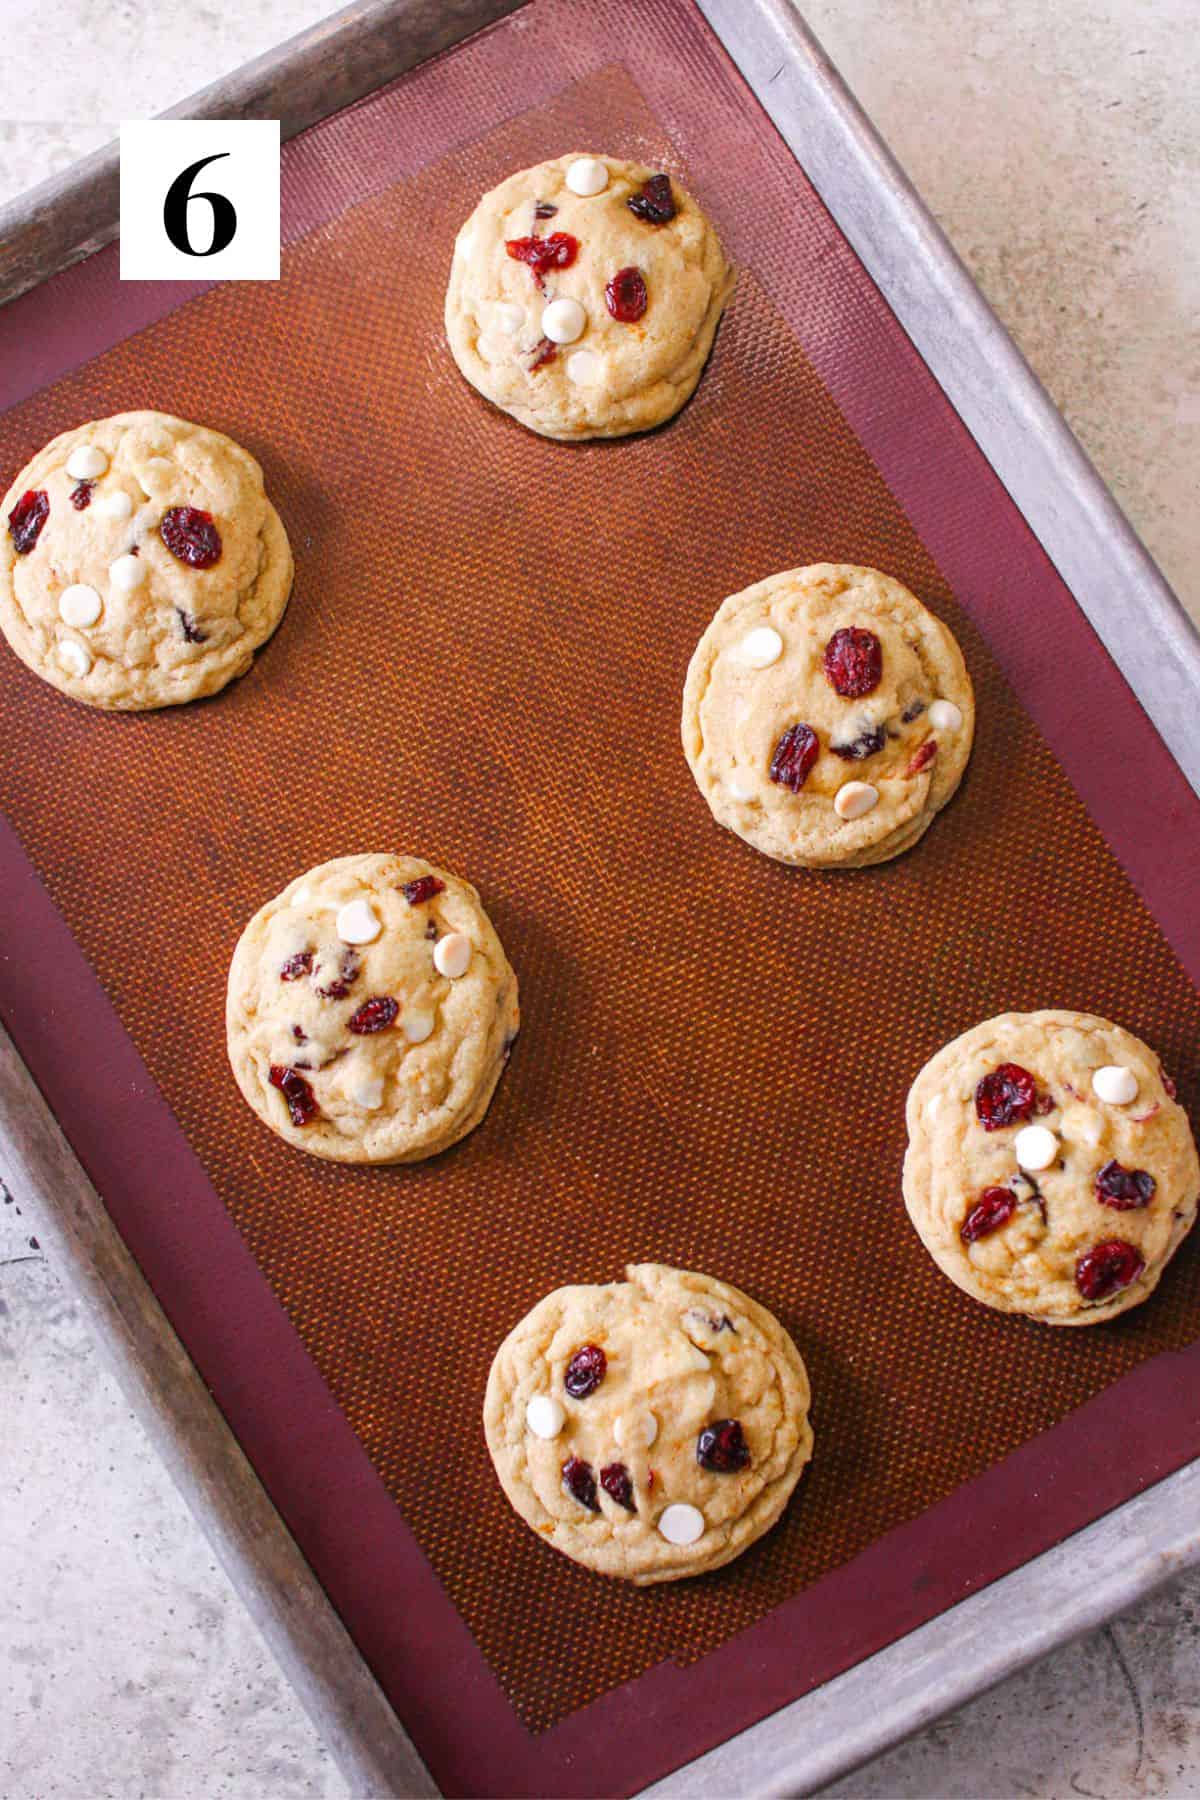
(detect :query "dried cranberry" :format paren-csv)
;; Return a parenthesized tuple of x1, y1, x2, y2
(529, 338, 557, 371)
(402, 875, 445, 906)
(823, 627, 883, 698)
(292, 1025, 307, 1044)
(696, 1419, 750, 1473)
(769, 723, 819, 792)
(314, 949, 360, 1000)
(905, 739, 939, 777)
(561, 1455, 599, 1511)
(348, 996, 399, 1034)
(1095, 1160, 1156, 1211)
(1076, 1240, 1145, 1302)
(901, 697, 927, 722)
(831, 723, 886, 761)
(605, 265, 648, 323)
(600, 1462, 636, 1511)
(160, 506, 222, 569)
(627, 173, 676, 224)
(8, 489, 49, 554)
(176, 607, 208, 643)
(960, 1187, 1017, 1243)
(534, 201, 557, 219)
(505, 232, 579, 278)
(975, 1063, 1038, 1131)
(268, 1064, 318, 1127)
(1159, 1065, 1178, 1100)
(279, 951, 313, 982)
(564, 1343, 607, 1399)
(70, 480, 94, 510)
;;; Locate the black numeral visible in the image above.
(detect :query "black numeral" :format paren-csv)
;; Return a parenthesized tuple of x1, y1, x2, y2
(162, 154, 237, 257)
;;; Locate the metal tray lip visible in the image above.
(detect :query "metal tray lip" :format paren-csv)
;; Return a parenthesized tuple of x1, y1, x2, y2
(1, 1, 1198, 1795)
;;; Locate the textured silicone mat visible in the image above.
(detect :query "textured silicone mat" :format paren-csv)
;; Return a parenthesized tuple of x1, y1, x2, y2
(2, 4, 1200, 1795)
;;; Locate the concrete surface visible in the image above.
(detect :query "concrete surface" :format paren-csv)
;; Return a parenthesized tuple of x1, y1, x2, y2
(1, 2, 1199, 1796)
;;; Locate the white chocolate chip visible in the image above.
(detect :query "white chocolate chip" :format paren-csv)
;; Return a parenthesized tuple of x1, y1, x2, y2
(525, 1394, 565, 1439)
(493, 301, 525, 335)
(566, 348, 602, 384)
(834, 781, 879, 821)
(1092, 1065, 1139, 1106)
(57, 639, 92, 678)
(66, 443, 108, 481)
(1080, 1115, 1103, 1146)
(566, 157, 608, 197)
(109, 553, 145, 592)
(614, 1411, 658, 1450)
(738, 626, 783, 668)
(929, 699, 963, 731)
(433, 932, 472, 979)
(1015, 1124, 1058, 1171)
(658, 1503, 705, 1546)
(541, 297, 586, 344)
(402, 1008, 435, 1045)
(95, 489, 133, 522)
(727, 772, 756, 803)
(58, 584, 102, 628)
(335, 898, 382, 945)
(351, 1075, 385, 1110)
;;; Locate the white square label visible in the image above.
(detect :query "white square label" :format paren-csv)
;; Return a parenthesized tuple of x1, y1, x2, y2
(120, 119, 280, 282)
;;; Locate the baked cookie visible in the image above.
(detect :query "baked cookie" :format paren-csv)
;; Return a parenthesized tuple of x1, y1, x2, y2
(681, 564, 974, 869)
(0, 411, 292, 709)
(445, 154, 734, 440)
(226, 854, 518, 1164)
(483, 1262, 812, 1583)
(903, 1010, 1199, 1325)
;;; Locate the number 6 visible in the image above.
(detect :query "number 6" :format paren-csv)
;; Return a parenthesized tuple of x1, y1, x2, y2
(162, 154, 238, 258)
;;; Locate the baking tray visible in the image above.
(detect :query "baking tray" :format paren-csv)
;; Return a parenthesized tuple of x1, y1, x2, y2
(2, 1, 1199, 1795)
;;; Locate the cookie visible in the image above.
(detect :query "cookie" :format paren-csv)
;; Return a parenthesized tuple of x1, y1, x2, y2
(483, 1262, 812, 1583)
(445, 155, 734, 440)
(1, 411, 292, 710)
(681, 564, 974, 868)
(903, 1010, 1199, 1324)
(226, 854, 519, 1164)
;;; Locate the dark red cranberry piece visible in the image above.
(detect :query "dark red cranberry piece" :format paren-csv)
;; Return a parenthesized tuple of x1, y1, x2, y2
(534, 200, 557, 219)
(402, 875, 445, 906)
(600, 1462, 636, 1512)
(769, 723, 819, 792)
(831, 723, 886, 761)
(348, 995, 399, 1035)
(8, 489, 49, 554)
(176, 607, 208, 643)
(160, 505, 222, 569)
(823, 627, 883, 698)
(960, 1187, 1018, 1243)
(279, 950, 313, 982)
(505, 231, 579, 277)
(605, 265, 648, 323)
(1076, 1239, 1145, 1302)
(1159, 1064, 1178, 1099)
(268, 1064, 318, 1127)
(1095, 1160, 1156, 1211)
(70, 480, 94, 511)
(292, 1025, 307, 1044)
(901, 697, 927, 722)
(529, 337, 557, 371)
(696, 1419, 750, 1473)
(906, 739, 938, 777)
(314, 949, 360, 1000)
(561, 1455, 599, 1511)
(627, 173, 676, 224)
(975, 1063, 1038, 1131)
(564, 1343, 607, 1399)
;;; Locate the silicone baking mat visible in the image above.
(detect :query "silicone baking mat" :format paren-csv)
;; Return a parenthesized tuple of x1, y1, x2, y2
(2, 3, 1200, 1794)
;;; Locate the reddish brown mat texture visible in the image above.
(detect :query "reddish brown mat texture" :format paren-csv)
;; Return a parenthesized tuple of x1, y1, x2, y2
(1, 54, 1199, 1744)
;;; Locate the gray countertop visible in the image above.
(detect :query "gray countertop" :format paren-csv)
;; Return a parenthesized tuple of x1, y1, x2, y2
(2, 1, 1198, 1794)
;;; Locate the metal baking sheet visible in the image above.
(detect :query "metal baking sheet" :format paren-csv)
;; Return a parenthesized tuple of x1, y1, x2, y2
(1, 1, 1198, 1794)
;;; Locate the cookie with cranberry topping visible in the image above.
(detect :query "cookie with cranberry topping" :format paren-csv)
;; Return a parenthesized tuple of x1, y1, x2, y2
(903, 1010, 1198, 1325)
(226, 854, 518, 1163)
(483, 1262, 812, 1582)
(0, 411, 292, 710)
(445, 154, 734, 440)
(681, 564, 974, 868)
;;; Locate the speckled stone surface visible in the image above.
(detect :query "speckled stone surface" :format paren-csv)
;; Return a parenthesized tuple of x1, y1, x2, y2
(2, 2, 1199, 1795)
